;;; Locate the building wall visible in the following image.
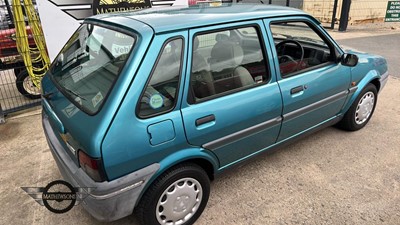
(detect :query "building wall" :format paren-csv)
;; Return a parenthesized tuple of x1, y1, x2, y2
(348, 0, 388, 24)
(303, 0, 336, 23)
(303, 0, 389, 24)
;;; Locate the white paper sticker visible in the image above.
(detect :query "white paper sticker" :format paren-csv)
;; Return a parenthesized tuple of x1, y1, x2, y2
(70, 66, 85, 83)
(92, 92, 104, 108)
(62, 104, 78, 118)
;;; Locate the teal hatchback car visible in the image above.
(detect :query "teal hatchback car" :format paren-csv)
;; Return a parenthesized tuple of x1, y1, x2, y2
(41, 3, 388, 225)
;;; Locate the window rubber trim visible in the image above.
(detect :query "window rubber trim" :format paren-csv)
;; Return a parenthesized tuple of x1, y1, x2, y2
(268, 19, 341, 79)
(135, 36, 185, 119)
(49, 22, 138, 116)
(187, 23, 272, 105)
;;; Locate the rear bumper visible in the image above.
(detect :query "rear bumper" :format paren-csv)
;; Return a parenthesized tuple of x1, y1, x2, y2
(42, 112, 159, 222)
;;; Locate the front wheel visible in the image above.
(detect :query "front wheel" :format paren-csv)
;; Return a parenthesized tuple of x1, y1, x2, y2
(135, 163, 210, 225)
(337, 83, 377, 131)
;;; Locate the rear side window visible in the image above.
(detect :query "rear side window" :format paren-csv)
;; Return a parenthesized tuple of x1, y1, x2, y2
(190, 26, 269, 102)
(138, 38, 183, 117)
(50, 23, 135, 114)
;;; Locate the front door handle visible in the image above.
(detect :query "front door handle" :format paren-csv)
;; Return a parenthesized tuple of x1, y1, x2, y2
(290, 85, 304, 95)
(195, 114, 215, 126)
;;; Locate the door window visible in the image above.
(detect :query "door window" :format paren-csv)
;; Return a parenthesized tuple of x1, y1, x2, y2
(270, 21, 334, 77)
(190, 26, 269, 102)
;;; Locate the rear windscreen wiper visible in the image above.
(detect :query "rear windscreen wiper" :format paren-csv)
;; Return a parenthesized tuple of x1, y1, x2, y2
(64, 87, 87, 101)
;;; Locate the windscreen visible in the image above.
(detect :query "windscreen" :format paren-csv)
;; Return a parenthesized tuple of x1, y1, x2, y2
(50, 23, 135, 114)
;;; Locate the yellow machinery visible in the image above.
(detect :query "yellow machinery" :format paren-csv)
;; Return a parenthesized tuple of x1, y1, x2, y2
(12, 0, 50, 89)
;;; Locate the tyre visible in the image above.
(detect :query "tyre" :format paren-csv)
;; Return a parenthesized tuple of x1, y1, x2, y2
(14, 62, 43, 77)
(16, 70, 41, 99)
(337, 83, 377, 131)
(136, 163, 210, 225)
(14, 67, 22, 77)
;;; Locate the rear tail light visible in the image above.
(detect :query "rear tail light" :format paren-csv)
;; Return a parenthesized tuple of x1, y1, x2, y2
(78, 150, 107, 182)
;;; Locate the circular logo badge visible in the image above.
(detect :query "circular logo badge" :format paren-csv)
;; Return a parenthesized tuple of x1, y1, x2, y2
(42, 180, 76, 214)
(149, 94, 164, 109)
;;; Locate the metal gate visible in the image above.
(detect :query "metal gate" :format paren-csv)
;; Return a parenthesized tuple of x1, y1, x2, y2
(0, 0, 41, 123)
(301, 0, 339, 29)
(239, 0, 339, 29)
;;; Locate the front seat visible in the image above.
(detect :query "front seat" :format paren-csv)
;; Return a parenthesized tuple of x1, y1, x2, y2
(191, 37, 215, 98)
(209, 34, 254, 93)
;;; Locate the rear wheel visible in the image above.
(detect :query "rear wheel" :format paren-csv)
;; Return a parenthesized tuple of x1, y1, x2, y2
(13, 61, 26, 76)
(14, 67, 22, 77)
(136, 163, 210, 225)
(337, 83, 377, 131)
(16, 70, 41, 99)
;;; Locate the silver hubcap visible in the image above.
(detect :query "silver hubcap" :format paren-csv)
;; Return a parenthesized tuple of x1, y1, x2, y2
(355, 91, 375, 125)
(156, 178, 203, 225)
(23, 76, 41, 95)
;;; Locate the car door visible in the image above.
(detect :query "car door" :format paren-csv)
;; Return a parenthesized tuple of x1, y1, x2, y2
(264, 17, 351, 142)
(180, 21, 282, 168)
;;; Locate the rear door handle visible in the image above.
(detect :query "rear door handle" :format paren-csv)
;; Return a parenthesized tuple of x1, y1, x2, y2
(195, 114, 215, 126)
(290, 85, 304, 95)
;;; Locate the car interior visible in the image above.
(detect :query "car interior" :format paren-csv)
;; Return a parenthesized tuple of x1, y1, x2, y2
(270, 22, 333, 76)
(190, 27, 268, 101)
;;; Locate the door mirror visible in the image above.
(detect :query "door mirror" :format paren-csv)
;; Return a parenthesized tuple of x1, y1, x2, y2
(341, 53, 358, 67)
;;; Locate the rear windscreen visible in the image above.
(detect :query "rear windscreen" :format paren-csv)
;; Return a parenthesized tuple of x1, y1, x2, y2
(50, 23, 135, 114)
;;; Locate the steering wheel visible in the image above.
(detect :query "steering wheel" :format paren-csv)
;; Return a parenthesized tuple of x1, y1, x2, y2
(275, 40, 304, 73)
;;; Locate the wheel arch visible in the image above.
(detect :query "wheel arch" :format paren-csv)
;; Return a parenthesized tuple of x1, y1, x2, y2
(342, 70, 380, 115)
(369, 78, 381, 93)
(135, 148, 219, 207)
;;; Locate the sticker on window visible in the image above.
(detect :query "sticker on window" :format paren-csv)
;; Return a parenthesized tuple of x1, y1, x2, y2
(92, 92, 104, 108)
(112, 44, 132, 57)
(149, 94, 163, 109)
(70, 66, 85, 83)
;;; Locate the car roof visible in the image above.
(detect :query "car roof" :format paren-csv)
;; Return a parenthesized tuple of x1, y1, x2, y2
(91, 4, 315, 34)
